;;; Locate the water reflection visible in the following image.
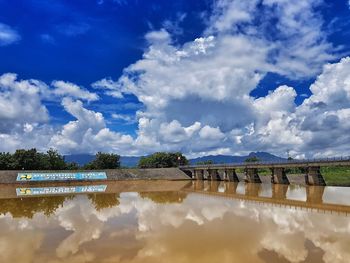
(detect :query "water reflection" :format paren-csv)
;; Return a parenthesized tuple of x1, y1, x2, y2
(0, 181, 349, 263)
(88, 193, 120, 211)
(0, 195, 67, 218)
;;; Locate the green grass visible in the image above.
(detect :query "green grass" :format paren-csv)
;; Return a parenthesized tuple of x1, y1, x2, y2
(321, 167, 350, 186)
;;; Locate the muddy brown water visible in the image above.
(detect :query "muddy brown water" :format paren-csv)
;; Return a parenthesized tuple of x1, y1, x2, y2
(0, 180, 349, 263)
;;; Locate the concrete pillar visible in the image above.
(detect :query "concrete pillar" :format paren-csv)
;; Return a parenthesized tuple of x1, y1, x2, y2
(244, 168, 262, 183)
(271, 167, 290, 185)
(194, 169, 204, 180)
(217, 169, 225, 180)
(225, 169, 239, 182)
(208, 169, 221, 181)
(203, 169, 210, 180)
(272, 184, 288, 200)
(306, 186, 325, 204)
(306, 166, 326, 186)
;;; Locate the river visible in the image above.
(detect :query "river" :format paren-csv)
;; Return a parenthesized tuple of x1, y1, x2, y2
(0, 180, 349, 263)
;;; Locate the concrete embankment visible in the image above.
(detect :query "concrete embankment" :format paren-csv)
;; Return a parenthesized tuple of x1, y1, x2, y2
(0, 168, 191, 184)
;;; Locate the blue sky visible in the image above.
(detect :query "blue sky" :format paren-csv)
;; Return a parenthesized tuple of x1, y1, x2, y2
(1, 0, 350, 158)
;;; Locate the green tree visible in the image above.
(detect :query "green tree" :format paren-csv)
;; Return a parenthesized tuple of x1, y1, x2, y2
(84, 152, 120, 169)
(45, 148, 67, 170)
(245, 156, 260, 163)
(0, 149, 79, 170)
(138, 152, 188, 168)
(0, 152, 15, 170)
(12, 148, 48, 170)
(65, 162, 80, 170)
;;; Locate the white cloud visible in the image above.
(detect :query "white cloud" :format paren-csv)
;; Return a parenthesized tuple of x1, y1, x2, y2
(91, 78, 123, 98)
(249, 57, 350, 156)
(208, 0, 258, 32)
(162, 13, 187, 36)
(206, 0, 335, 78)
(159, 120, 201, 143)
(52, 80, 99, 102)
(0, 73, 49, 134)
(0, 23, 21, 46)
(0, 74, 130, 154)
(145, 29, 171, 45)
(1, 1, 350, 157)
(104, 0, 346, 157)
(111, 113, 136, 123)
(199, 125, 225, 141)
(49, 98, 134, 154)
(253, 85, 297, 124)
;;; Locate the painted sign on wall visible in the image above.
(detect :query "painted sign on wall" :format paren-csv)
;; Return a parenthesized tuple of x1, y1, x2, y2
(16, 185, 107, 196)
(16, 172, 107, 182)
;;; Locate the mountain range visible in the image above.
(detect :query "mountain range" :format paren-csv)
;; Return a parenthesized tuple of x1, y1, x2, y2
(64, 152, 286, 167)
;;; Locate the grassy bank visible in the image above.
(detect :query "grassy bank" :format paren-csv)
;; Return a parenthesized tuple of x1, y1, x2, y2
(321, 167, 350, 186)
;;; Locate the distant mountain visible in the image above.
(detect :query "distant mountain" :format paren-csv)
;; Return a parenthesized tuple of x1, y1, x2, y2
(65, 151, 285, 167)
(120, 156, 141, 167)
(64, 154, 141, 167)
(64, 154, 95, 166)
(189, 152, 286, 165)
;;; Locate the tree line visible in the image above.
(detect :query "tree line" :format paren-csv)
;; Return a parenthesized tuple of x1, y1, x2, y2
(0, 149, 188, 170)
(0, 149, 120, 170)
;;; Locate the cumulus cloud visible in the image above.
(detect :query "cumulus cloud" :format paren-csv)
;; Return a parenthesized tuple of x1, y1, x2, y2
(199, 126, 225, 141)
(49, 98, 134, 154)
(0, 22, 21, 46)
(105, 0, 345, 157)
(0, 73, 100, 134)
(0, 73, 49, 134)
(207, 0, 335, 78)
(0, 74, 126, 154)
(1, 0, 349, 157)
(52, 80, 99, 102)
